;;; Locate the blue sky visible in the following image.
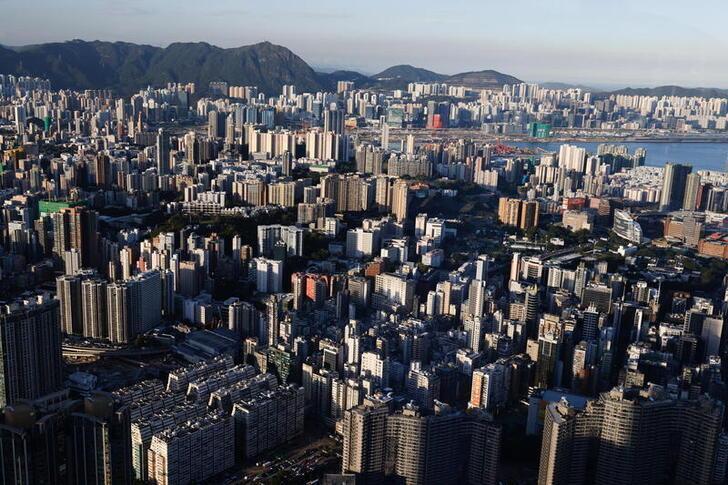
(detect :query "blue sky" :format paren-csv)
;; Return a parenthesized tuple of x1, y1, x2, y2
(1, 0, 727, 88)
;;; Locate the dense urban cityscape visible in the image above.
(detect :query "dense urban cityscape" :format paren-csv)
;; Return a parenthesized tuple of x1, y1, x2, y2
(2, 10, 728, 485)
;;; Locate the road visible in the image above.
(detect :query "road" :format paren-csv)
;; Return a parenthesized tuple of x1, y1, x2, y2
(62, 344, 170, 358)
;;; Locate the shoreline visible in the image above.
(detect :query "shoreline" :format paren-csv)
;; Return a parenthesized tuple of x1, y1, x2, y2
(352, 127, 728, 144)
(514, 137, 728, 144)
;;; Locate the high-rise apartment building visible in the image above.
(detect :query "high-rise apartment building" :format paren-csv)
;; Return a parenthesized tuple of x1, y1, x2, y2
(0, 394, 73, 484)
(252, 257, 283, 293)
(266, 181, 296, 207)
(558, 145, 587, 173)
(156, 128, 170, 175)
(0, 295, 63, 407)
(346, 227, 381, 259)
(231, 385, 304, 459)
(659, 163, 692, 211)
(538, 386, 724, 485)
(373, 273, 416, 311)
(682, 172, 701, 210)
(405, 363, 441, 409)
(147, 410, 234, 485)
(498, 197, 539, 230)
(341, 401, 389, 483)
(52, 206, 99, 268)
(342, 402, 501, 485)
(106, 270, 162, 343)
(390, 179, 409, 222)
(386, 405, 461, 485)
(257, 224, 304, 258)
(57, 274, 82, 334)
(469, 363, 508, 411)
(70, 393, 132, 485)
(520, 200, 540, 230)
(82, 277, 108, 339)
(324, 107, 346, 135)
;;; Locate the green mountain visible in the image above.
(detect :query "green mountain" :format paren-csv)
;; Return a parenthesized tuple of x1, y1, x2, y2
(318, 70, 373, 87)
(0, 40, 325, 94)
(374, 65, 446, 83)
(0, 39, 527, 95)
(444, 70, 522, 90)
(330, 65, 522, 91)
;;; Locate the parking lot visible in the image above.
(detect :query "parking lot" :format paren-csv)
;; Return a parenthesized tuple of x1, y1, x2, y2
(216, 430, 343, 484)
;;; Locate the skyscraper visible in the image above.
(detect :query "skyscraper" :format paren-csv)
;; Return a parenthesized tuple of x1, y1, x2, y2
(534, 333, 561, 388)
(257, 225, 304, 258)
(342, 402, 501, 485)
(405, 363, 440, 409)
(582, 304, 600, 342)
(524, 285, 540, 337)
(558, 144, 587, 173)
(464, 315, 485, 352)
(253, 258, 283, 293)
(51, 206, 99, 268)
(70, 393, 132, 485)
(682, 172, 701, 210)
(0, 294, 63, 407)
(57, 274, 82, 334)
(612, 209, 644, 244)
(207, 110, 221, 138)
(390, 179, 409, 222)
(106, 271, 162, 343)
(497, 198, 539, 230)
(341, 401, 389, 483)
(324, 107, 346, 135)
(95, 152, 110, 188)
(385, 405, 462, 485)
(156, 128, 170, 175)
(106, 282, 129, 343)
(538, 387, 725, 485)
(82, 277, 108, 339)
(475, 254, 491, 281)
(227, 299, 258, 338)
(469, 363, 508, 411)
(519, 200, 540, 230)
(538, 398, 594, 485)
(405, 133, 415, 156)
(659, 163, 692, 211)
(0, 396, 73, 485)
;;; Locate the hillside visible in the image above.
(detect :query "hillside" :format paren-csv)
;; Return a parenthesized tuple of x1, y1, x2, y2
(0, 40, 325, 94)
(318, 70, 372, 87)
(0, 40, 528, 95)
(374, 65, 446, 83)
(444, 70, 522, 90)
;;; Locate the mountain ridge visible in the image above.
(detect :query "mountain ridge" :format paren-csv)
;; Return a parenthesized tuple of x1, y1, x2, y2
(374, 64, 447, 82)
(0, 40, 525, 94)
(444, 70, 522, 90)
(2, 40, 724, 97)
(0, 40, 324, 94)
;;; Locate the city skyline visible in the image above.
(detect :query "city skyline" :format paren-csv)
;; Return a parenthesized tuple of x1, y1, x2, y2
(3, 3, 728, 482)
(2, 0, 728, 88)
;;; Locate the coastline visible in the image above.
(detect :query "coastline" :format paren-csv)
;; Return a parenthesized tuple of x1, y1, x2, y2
(352, 127, 728, 144)
(522, 135, 728, 144)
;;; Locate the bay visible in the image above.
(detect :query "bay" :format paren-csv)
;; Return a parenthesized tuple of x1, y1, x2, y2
(509, 141, 728, 172)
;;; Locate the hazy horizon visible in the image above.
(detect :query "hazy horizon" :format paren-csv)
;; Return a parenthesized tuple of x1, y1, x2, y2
(2, 0, 728, 88)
